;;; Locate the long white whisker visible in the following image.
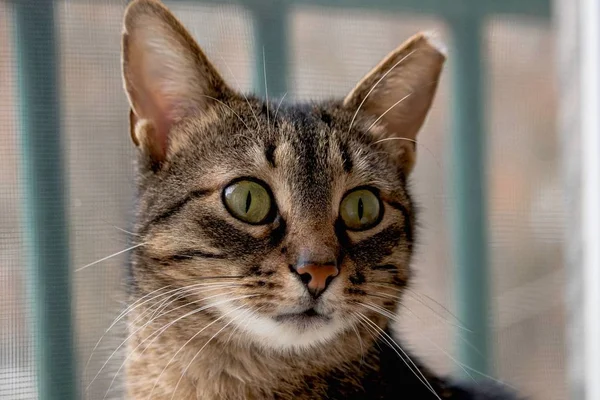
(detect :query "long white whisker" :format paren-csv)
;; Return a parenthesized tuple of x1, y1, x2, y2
(101, 294, 256, 399)
(369, 288, 471, 332)
(399, 303, 485, 366)
(224, 304, 264, 349)
(355, 307, 440, 399)
(273, 92, 288, 122)
(120, 284, 227, 340)
(262, 47, 270, 135)
(75, 242, 146, 272)
(453, 363, 518, 391)
(218, 55, 261, 130)
(369, 286, 481, 359)
(364, 299, 482, 384)
(354, 311, 437, 396)
(370, 136, 443, 171)
(364, 300, 444, 370)
(397, 313, 477, 383)
(149, 302, 250, 400)
(113, 286, 175, 328)
(198, 94, 251, 132)
(362, 301, 396, 320)
(92, 289, 233, 392)
(111, 224, 141, 237)
(405, 288, 465, 325)
(97, 217, 141, 237)
(85, 285, 174, 376)
(169, 306, 246, 400)
(350, 321, 365, 366)
(365, 93, 412, 133)
(347, 49, 417, 135)
(147, 284, 244, 323)
(365, 300, 479, 383)
(233, 305, 266, 349)
(91, 290, 241, 393)
(353, 315, 383, 352)
(114, 281, 243, 333)
(222, 310, 249, 348)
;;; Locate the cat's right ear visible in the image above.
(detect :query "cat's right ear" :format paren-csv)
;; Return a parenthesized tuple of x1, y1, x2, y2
(121, 0, 232, 164)
(343, 33, 446, 175)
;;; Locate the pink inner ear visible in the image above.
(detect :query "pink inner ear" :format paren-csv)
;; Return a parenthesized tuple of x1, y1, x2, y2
(134, 84, 175, 161)
(152, 93, 175, 158)
(151, 111, 170, 161)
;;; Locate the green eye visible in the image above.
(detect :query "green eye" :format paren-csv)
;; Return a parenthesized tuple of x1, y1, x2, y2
(223, 179, 273, 224)
(340, 189, 382, 231)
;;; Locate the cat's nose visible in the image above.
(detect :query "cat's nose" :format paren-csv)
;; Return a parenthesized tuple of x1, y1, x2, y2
(293, 262, 339, 298)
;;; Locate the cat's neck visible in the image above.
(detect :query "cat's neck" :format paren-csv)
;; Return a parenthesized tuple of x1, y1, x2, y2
(125, 303, 366, 399)
(124, 302, 456, 400)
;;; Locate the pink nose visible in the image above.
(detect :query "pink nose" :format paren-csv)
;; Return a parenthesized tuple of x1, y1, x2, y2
(295, 263, 339, 297)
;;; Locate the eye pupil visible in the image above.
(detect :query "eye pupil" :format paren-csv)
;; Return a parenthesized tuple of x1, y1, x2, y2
(245, 191, 252, 213)
(223, 179, 273, 224)
(358, 197, 364, 220)
(339, 188, 381, 231)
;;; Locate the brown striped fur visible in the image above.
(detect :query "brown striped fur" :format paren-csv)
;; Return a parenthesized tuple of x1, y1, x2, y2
(120, 1, 516, 399)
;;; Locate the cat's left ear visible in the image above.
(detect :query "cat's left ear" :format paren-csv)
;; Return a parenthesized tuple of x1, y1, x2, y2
(344, 33, 446, 175)
(121, 0, 233, 164)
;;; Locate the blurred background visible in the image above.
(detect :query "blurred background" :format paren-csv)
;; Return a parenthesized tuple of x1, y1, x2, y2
(1, 0, 598, 399)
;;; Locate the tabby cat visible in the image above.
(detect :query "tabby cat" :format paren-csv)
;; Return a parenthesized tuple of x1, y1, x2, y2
(120, 0, 517, 399)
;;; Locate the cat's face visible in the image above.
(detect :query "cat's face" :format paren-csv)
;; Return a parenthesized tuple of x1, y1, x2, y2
(123, 0, 445, 351)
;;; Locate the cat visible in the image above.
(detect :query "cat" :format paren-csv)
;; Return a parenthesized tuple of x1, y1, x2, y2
(120, 0, 518, 399)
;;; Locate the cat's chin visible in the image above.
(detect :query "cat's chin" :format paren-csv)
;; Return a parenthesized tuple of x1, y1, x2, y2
(273, 307, 330, 323)
(216, 302, 348, 352)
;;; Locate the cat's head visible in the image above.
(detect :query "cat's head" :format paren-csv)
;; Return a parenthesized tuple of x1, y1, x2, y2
(122, 0, 445, 351)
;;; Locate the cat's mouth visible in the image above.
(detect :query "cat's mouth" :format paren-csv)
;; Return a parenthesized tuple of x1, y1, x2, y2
(273, 308, 331, 324)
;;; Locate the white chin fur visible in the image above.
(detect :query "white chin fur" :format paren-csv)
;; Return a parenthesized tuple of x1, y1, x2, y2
(216, 303, 347, 351)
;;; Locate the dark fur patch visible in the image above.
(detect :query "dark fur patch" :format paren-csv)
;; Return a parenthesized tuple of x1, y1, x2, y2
(338, 140, 353, 173)
(345, 287, 366, 296)
(347, 225, 403, 265)
(349, 271, 365, 285)
(261, 103, 269, 117)
(248, 266, 262, 276)
(388, 200, 414, 244)
(265, 143, 277, 167)
(268, 217, 287, 248)
(196, 215, 272, 258)
(319, 110, 332, 125)
(391, 275, 408, 288)
(139, 189, 210, 234)
(152, 249, 226, 263)
(372, 264, 398, 272)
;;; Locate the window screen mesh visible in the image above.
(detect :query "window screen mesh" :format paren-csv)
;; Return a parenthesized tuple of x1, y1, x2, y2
(1, 2, 37, 399)
(0, 1, 563, 399)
